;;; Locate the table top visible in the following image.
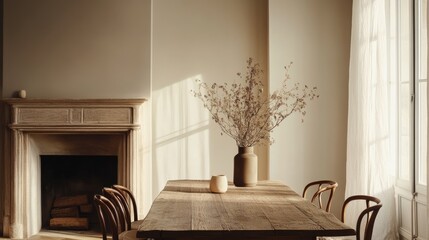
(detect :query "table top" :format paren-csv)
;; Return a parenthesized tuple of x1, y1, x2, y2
(136, 180, 355, 240)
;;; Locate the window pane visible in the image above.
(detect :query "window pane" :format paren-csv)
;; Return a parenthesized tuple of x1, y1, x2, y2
(419, 0, 427, 79)
(398, 0, 413, 182)
(417, 0, 427, 187)
(399, 82, 411, 181)
(418, 81, 427, 185)
(400, 0, 413, 84)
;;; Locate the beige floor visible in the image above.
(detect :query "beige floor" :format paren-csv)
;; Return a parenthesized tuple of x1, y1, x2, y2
(0, 230, 103, 240)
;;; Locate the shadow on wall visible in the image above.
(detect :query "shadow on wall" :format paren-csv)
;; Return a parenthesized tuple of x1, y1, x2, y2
(152, 75, 210, 195)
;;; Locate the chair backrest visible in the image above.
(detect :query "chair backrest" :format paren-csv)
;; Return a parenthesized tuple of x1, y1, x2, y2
(93, 194, 120, 240)
(302, 180, 338, 212)
(102, 187, 132, 231)
(113, 184, 138, 221)
(341, 195, 382, 240)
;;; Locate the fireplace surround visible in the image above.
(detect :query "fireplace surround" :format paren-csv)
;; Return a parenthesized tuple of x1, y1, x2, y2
(0, 99, 146, 239)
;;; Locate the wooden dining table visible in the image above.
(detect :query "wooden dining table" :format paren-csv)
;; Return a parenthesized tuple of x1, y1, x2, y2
(136, 180, 355, 240)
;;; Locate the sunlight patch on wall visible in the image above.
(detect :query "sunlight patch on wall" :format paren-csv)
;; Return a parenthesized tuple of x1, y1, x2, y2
(152, 75, 210, 194)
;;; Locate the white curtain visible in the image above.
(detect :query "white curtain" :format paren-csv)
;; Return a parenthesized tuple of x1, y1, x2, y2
(346, 0, 398, 239)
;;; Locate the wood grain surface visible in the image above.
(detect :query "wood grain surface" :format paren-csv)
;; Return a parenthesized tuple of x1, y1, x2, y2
(137, 180, 355, 240)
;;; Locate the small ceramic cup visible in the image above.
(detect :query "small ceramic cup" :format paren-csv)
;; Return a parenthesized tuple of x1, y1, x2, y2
(209, 175, 228, 193)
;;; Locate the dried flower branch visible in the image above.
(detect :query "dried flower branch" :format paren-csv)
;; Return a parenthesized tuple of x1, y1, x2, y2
(192, 58, 318, 147)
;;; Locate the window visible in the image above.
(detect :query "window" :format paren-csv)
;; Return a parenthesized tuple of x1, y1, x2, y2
(397, 0, 427, 194)
(397, 0, 427, 239)
(415, 0, 427, 191)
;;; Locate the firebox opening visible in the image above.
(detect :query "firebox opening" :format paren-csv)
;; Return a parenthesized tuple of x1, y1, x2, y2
(41, 155, 118, 232)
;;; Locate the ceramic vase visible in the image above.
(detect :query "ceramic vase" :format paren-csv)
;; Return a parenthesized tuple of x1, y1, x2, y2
(19, 90, 26, 99)
(233, 146, 257, 187)
(210, 175, 228, 193)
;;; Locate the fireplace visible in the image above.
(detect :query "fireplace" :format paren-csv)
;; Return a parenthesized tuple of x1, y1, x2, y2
(0, 99, 146, 239)
(40, 155, 117, 230)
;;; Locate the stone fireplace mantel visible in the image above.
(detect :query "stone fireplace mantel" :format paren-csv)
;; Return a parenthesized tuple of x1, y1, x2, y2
(1, 98, 146, 239)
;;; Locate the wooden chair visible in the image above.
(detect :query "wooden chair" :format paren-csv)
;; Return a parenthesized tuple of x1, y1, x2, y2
(93, 194, 142, 240)
(302, 180, 338, 212)
(318, 195, 382, 240)
(113, 184, 144, 230)
(102, 187, 132, 231)
(341, 195, 382, 240)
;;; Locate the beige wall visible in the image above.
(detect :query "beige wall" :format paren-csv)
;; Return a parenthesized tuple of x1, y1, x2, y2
(268, 0, 352, 218)
(151, 0, 268, 196)
(3, 0, 151, 99)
